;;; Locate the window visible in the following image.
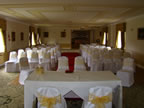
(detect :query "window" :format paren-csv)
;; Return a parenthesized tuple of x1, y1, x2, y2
(0, 28, 5, 53)
(32, 32, 36, 45)
(116, 30, 122, 49)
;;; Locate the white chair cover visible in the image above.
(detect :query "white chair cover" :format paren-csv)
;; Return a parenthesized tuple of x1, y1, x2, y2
(29, 51, 39, 69)
(32, 47, 38, 52)
(57, 56, 69, 72)
(5, 61, 19, 72)
(116, 57, 135, 87)
(17, 49, 25, 62)
(74, 56, 86, 72)
(90, 53, 103, 71)
(116, 70, 134, 87)
(40, 51, 51, 71)
(19, 57, 33, 85)
(103, 53, 114, 72)
(36, 87, 66, 108)
(50, 48, 56, 68)
(122, 57, 135, 72)
(26, 49, 32, 62)
(123, 52, 131, 58)
(85, 86, 112, 108)
(9, 51, 17, 62)
(5, 51, 19, 72)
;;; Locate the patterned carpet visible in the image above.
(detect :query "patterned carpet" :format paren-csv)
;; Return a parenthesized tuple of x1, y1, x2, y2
(0, 68, 24, 108)
(0, 67, 144, 108)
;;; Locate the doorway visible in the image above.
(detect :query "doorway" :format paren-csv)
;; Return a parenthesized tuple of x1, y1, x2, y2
(71, 30, 90, 49)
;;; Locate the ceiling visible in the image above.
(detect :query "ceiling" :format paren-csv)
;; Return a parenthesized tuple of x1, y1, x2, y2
(0, 0, 144, 27)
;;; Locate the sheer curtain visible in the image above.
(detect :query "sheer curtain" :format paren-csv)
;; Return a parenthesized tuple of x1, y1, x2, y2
(32, 32, 36, 46)
(116, 30, 122, 49)
(102, 32, 106, 45)
(0, 28, 5, 53)
(116, 23, 126, 50)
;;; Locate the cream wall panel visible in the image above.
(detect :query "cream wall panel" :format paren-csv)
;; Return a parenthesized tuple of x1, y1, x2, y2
(41, 27, 72, 49)
(126, 15, 144, 54)
(6, 20, 29, 52)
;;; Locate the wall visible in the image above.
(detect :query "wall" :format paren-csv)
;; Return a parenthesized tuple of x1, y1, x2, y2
(6, 19, 29, 52)
(41, 27, 80, 49)
(126, 15, 144, 67)
(93, 27, 102, 44)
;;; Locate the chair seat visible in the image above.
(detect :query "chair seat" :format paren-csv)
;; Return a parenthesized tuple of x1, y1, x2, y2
(116, 70, 134, 87)
(5, 61, 19, 72)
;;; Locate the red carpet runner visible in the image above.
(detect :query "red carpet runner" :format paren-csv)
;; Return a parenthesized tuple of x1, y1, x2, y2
(61, 52, 80, 72)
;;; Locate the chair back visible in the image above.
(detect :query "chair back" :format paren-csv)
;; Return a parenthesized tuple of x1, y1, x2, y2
(86, 86, 112, 108)
(74, 56, 86, 71)
(36, 87, 62, 108)
(57, 56, 69, 71)
(19, 57, 30, 70)
(122, 57, 135, 72)
(9, 51, 17, 61)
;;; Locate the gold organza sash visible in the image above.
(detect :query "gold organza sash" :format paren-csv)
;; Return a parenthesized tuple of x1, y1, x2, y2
(89, 93, 112, 108)
(36, 66, 44, 74)
(38, 95, 61, 108)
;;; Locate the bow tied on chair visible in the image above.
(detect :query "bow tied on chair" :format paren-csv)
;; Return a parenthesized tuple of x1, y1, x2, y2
(38, 94, 61, 108)
(89, 93, 112, 108)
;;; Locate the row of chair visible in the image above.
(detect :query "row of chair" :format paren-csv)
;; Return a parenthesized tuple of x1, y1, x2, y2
(80, 44, 131, 73)
(57, 56, 86, 72)
(80, 44, 135, 87)
(5, 45, 61, 72)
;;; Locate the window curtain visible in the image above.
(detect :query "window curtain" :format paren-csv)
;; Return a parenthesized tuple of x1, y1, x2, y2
(116, 23, 126, 50)
(29, 26, 35, 47)
(0, 18, 6, 52)
(32, 32, 36, 46)
(0, 28, 5, 52)
(102, 32, 106, 45)
(102, 27, 108, 46)
(37, 28, 41, 44)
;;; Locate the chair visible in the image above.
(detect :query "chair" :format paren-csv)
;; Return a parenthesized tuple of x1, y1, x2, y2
(36, 87, 66, 108)
(85, 86, 112, 108)
(26, 49, 32, 62)
(123, 52, 131, 58)
(17, 49, 25, 62)
(57, 56, 69, 72)
(90, 53, 103, 71)
(50, 48, 56, 68)
(103, 52, 114, 72)
(112, 50, 123, 73)
(32, 47, 38, 52)
(19, 57, 33, 85)
(116, 57, 135, 87)
(74, 56, 86, 72)
(40, 51, 51, 71)
(29, 51, 39, 69)
(5, 51, 19, 72)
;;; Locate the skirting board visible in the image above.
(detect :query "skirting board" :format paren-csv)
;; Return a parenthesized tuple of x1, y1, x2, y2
(136, 64, 144, 69)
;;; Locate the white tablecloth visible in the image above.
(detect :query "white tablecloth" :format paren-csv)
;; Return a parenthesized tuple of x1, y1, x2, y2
(24, 71, 122, 108)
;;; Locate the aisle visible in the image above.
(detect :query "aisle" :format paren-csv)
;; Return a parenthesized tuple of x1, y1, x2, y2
(61, 52, 80, 72)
